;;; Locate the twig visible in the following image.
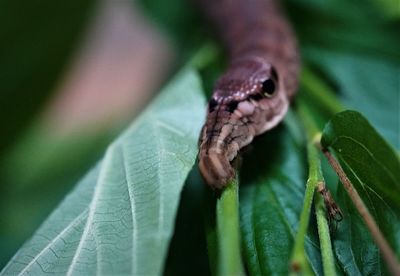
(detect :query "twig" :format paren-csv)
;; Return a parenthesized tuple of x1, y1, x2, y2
(323, 149, 400, 276)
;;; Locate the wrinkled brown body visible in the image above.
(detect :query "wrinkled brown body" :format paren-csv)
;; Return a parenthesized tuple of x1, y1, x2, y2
(198, 0, 300, 189)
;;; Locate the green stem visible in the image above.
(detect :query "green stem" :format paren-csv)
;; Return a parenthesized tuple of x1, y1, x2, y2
(314, 191, 337, 276)
(289, 139, 318, 275)
(291, 100, 337, 275)
(300, 67, 345, 115)
(216, 177, 245, 276)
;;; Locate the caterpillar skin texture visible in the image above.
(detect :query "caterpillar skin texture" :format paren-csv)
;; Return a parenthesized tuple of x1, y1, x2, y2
(198, 0, 300, 189)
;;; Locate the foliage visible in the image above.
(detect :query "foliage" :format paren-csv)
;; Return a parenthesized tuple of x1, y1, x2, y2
(322, 111, 400, 274)
(1, 68, 205, 275)
(0, 0, 99, 266)
(1, 0, 399, 274)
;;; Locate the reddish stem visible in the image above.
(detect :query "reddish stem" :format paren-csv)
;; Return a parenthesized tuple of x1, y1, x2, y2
(323, 149, 400, 275)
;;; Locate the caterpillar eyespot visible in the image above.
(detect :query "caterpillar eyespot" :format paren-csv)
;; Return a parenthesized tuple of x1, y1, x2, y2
(262, 79, 276, 97)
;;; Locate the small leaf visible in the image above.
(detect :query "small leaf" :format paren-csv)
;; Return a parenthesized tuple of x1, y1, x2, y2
(321, 110, 400, 207)
(0, 67, 206, 275)
(321, 110, 400, 273)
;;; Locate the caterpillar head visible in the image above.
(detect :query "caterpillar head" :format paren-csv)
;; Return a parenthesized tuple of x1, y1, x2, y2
(198, 57, 289, 189)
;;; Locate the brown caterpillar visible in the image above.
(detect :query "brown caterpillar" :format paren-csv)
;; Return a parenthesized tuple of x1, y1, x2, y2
(198, 0, 300, 189)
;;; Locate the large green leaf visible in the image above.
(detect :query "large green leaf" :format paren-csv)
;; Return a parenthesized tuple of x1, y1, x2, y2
(288, 0, 400, 62)
(240, 119, 325, 275)
(0, 67, 206, 275)
(0, 0, 99, 265)
(306, 51, 400, 148)
(0, 128, 113, 268)
(331, 186, 389, 275)
(321, 110, 400, 274)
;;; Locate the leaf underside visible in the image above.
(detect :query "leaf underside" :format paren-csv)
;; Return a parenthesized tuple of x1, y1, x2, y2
(0, 68, 206, 275)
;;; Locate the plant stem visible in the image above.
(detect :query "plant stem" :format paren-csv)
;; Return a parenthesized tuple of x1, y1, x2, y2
(292, 100, 337, 275)
(300, 67, 345, 115)
(216, 176, 245, 276)
(323, 150, 400, 276)
(314, 189, 337, 276)
(289, 142, 316, 274)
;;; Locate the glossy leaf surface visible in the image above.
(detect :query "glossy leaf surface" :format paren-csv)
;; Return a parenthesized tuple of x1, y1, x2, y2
(322, 110, 400, 274)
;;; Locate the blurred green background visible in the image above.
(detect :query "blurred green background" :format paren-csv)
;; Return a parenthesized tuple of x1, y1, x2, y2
(0, 0, 399, 270)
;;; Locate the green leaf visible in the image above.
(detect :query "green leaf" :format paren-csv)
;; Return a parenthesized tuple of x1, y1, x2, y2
(332, 186, 386, 275)
(240, 122, 324, 275)
(289, 0, 400, 62)
(0, 67, 206, 275)
(307, 51, 400, 148)
(321, 110, 400, 208)
(0, 128, 113, 267)
(0, 0, 97, 153)
(321, 110, 400, 274)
